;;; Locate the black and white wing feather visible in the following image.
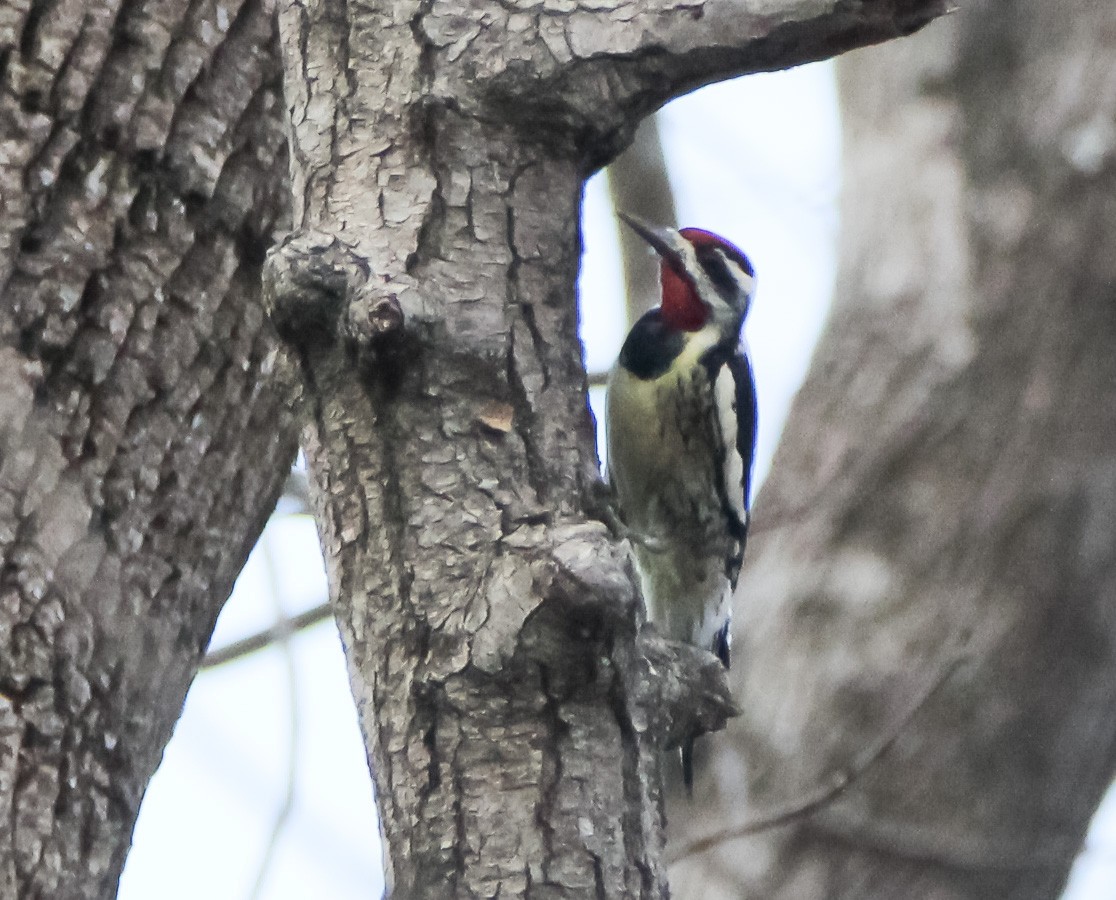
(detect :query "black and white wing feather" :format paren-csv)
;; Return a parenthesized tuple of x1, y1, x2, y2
(703, 341, 758, 589)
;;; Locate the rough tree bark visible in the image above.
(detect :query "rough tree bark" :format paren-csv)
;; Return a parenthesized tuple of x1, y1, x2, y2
(0, 0, 951, 897)
(668, 3, 1116, 899)
(263, 0, 945, 898)
(0, 3, 298, 898)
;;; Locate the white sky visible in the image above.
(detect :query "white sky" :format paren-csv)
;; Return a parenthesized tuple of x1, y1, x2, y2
(118, 63, 1116, 900)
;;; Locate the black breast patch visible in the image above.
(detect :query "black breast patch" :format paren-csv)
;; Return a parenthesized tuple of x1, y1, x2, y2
(618, 309, 685, 380)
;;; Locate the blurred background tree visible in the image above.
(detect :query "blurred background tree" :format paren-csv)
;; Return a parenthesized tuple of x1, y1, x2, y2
(5, 0, 1116, 897)
(668, 3, 1116, 899)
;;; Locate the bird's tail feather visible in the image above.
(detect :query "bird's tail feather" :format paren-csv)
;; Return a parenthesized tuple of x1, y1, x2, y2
(681, 736, 695, 796)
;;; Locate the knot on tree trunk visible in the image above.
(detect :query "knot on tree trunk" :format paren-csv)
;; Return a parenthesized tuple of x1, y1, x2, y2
(524, 523, 738, 749)
(263, 230, 405, 352)
(625, 628, 739, 750)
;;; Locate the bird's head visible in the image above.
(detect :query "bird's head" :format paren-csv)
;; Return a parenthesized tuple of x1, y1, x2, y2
(619, 212, 756, 336)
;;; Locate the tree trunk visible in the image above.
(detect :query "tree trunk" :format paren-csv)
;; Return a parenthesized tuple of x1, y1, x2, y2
(668, 3, 1116, 898)
(0, 0, 949, 895)
(0, 3, 296, 896)
(266, 0, 946, 897)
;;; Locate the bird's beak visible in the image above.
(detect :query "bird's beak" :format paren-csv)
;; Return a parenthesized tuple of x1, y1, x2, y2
(618, 212, 688, 270)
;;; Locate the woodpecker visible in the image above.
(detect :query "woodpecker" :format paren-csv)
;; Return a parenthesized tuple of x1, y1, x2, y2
(606, 213, 758, 791)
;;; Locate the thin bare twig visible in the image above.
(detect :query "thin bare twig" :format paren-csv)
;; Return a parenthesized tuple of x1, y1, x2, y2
(201, 601, 333, 669)
(667, 654, 965, 864)
(201, 465, 324, 669)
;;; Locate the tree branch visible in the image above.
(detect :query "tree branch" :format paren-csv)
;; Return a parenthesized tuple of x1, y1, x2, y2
(416, 0, 950, 166)
(608, 115, 678, 323)
(246, 535, 301, 900)
(624, 629, 740, 751)
(668, 654, 965, 863)
(202, 603, 333, 670)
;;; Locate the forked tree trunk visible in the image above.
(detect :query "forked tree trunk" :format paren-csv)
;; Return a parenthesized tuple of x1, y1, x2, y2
(1, 0, 948, 896)
(668, 3, 1116, 898)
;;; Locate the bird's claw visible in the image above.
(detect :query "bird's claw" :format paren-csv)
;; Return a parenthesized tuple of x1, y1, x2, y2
(589, 480, 670, 554)
(625, 530, 669, 554)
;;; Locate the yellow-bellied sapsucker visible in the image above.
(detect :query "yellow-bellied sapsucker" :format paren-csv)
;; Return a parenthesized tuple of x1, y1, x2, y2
(606, 213, 758, 790)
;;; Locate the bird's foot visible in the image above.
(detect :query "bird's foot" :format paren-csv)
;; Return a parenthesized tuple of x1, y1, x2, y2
(588, 481, 670, 553)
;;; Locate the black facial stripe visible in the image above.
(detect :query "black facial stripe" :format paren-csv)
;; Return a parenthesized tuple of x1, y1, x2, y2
(699, 249, 736, 297)
(698, 248, 754, 301)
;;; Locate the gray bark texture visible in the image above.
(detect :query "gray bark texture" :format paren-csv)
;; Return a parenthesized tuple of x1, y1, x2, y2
(667, 3, 1116, 899)
(264, 1, 946, 898)
(0, 1, 297, 897)
(0, 0, 956, 896)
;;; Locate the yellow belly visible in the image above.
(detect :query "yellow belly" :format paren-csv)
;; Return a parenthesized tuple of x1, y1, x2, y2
(605, 324, 725, 543)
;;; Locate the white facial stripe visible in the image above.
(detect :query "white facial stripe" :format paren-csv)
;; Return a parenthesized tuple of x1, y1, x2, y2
(714, 252, 756, 298)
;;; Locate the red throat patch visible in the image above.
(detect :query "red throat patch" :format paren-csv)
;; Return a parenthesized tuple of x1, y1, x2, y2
(659, 261, 707, 331)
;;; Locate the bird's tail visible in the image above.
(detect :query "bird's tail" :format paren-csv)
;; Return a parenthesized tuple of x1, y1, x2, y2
(681, 736, 695, 795)
(678, 622, 732, 795)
